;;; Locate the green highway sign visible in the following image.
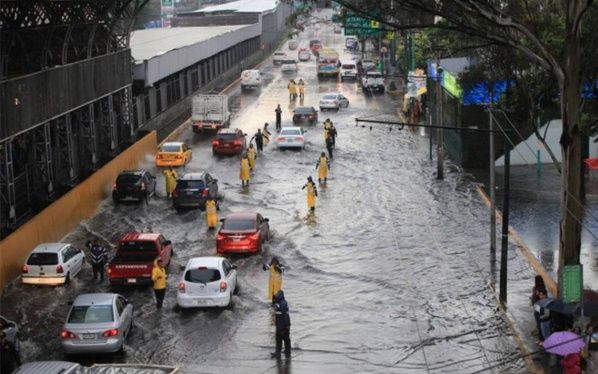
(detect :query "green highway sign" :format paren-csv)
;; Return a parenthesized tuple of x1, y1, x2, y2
(561, 265, 583, 303)
(343, 12, 381, 36)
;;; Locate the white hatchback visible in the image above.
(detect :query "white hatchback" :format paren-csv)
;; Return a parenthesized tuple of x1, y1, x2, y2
(319, 93, 350, 111)
(273, 51, 287, 65)
(177, 257, 238, 308)
(22, 243, 85, 286)
(275, 127, 307, 149)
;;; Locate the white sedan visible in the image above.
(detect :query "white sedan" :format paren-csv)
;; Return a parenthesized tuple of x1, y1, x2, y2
(281, 59, 298, 73)
(319, 93, 350, 111)
(275, 127, 307, 149)
(177, 257, 238, 308)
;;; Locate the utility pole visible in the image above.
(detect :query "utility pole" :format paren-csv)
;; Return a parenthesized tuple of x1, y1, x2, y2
(436, 57, 444, 180)
(499, 143, 511, 304)
(489, 109, 496, 254)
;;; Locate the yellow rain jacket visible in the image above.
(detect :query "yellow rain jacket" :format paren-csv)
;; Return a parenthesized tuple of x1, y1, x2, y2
(205, 200, 218, 229)
(268, 266, 283, 302)
(151, 259, 167, 290)
(247, 147, 256, 170)
(323, 121, 332, 141)
(240, 157, 251, 182)
(163, 169, 178, 195)
(299, 82, 305, 95)
(263, 128, 271, 146)
(288, 82, 297, 95)
(317, 155, 329, 180)
(305, 181, 317, 209)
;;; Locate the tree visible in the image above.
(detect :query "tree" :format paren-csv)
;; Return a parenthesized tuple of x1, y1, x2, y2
(329, 0, 596, 289)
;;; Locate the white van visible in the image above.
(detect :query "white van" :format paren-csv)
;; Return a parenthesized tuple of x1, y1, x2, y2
(240, 70, 261, 90)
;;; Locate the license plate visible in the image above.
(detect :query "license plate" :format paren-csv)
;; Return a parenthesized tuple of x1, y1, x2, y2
(287, 139, 293, 142)
(39, 272, 45, 275)
(127, 278, 137, 283)
(83, 333, 96, 340)
(233, 238, 241, 242)
(187, 191, 194, 196)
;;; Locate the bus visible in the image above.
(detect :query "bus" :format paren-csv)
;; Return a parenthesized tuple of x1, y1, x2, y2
(317, 48, 340, 78)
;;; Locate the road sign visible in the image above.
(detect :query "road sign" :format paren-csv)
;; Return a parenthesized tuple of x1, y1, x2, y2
(343, 12, 381, 36)
(561, 265, 583, 303)
(370, 20, 380, 28)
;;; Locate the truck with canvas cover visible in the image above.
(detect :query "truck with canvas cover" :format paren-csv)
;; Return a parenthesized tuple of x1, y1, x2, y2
(192, 95, 230, 133)
(317, 48, 340, 78)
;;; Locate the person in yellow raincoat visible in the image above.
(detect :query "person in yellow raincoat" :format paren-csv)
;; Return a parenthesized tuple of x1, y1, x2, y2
(315, 152, 329, 182)
(298, 79, 305, 99)
(288, 80, 297, 100)
(151, 258, 167, 309)
(205, 198, 218, 230)
(302, 176, 318, 212)
(323, 118, 332, 141)
(262, 123, 271, 146)
(263, 256, 285, 304)
(163, 167, 178, 199)
(240, 152, 251, 187)
(247, 143, 256, 171)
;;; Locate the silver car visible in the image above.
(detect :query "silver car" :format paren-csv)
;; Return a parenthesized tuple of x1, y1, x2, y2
(275, 127, 307, 149)
(319, 93, 350, 111)
(22, 243, 85, 286)
(61, 293, 133, 355)
(13, 361, 82, 374)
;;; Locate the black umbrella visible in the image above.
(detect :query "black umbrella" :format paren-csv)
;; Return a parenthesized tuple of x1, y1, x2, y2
(545, 299, 579, 316)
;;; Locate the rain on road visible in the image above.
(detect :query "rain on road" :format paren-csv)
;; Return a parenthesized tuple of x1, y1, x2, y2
(1, 17, 527, 374)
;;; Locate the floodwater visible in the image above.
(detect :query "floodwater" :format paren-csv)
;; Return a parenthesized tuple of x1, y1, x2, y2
(1, 14, 527, 374)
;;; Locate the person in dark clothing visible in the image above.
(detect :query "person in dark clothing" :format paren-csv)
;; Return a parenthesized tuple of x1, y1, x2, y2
(250, 129, 264, 154)
(88, 239, 108, 283)
(328, 124, 337, 148)
(271, 290, 291, 359)
(325, 133, 334, 159)
(531, 275, 546, 338)
(275, 104, 282, 131)
(0, 331, 20, 374)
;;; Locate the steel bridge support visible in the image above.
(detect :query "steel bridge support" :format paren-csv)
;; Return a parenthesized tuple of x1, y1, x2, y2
(0, 140, 17, 227)
(32, 123, 55, 200)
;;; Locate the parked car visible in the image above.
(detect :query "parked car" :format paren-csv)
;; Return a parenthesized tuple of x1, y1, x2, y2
(319, 93, 350, 111)
(333, 24, 342, 33)
(13, 361, 82, 374)
(273, 51, 287, 65)
(292, 107, 319, 125)
(216, 212, 270, 254)
(361, 71, 385, 93)
(281, 59, 298, 73)
(61, 293, 133, 355)
(155, 142, 192, 167)
(107, 232, 173, 286)
(340, 62, 357, 81)
(212, 128, 247, 156)
(112, 169, 156, 204)
(240, 69, 261, 90)
(22, 243, 85, 286)
(298, 48, 311, 61)
(275, 127, 307, 150)
(1, 315, 21, 357)
(288, 40, 299, 50)
(177, 257, 238, 308)
(172, 172, 219, 210)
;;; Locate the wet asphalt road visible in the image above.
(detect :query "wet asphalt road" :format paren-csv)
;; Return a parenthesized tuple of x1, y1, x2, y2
(1, 16, 527, 373)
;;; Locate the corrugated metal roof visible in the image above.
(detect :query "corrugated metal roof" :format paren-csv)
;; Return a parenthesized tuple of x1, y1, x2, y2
(130, 26, 249, 61)
(194, 0, 279, 13)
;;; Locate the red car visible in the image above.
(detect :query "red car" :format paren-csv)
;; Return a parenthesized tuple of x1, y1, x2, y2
(216, 212, 270, 254)
(212, 128, 247, 156)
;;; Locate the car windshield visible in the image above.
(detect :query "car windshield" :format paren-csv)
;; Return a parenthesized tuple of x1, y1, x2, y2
(160, 144, 181, 152)
(27, 252, 58, 265)
(176, 180, 205, 190)
(68, 305, 114, 323)
(367, 73, 382, 78)
(281, 129, 301, 136)
(295, 108, 314, 114)
(185, 268, 221, 283)
(275, 52, 285, 56)
(342, 64, 355, 69)
(323, 95, 337, 100)
(119, 241, 156, 252)
(116, 175, 140, 185)
(282, 60, 296, 64)
(222, 218, 256, 231)
(216, 134, 238, 141)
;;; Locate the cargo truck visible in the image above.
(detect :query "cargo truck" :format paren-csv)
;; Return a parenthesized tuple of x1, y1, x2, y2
(191, 94, 230, 133)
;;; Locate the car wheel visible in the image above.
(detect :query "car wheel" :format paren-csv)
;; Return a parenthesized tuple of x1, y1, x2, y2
(128, 319, 134, 338)
(335, 106, 340, 112)
(118, 341, 125, 355)
(233, 281, 240, 295)
(63, 273, 70, 286)
(113, 195, 120, 205)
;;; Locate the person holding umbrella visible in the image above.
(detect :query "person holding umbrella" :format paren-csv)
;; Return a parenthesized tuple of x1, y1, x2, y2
(534, 288, 552, 343)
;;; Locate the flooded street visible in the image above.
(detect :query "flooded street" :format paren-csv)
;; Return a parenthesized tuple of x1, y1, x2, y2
(1, 20, 526, 373)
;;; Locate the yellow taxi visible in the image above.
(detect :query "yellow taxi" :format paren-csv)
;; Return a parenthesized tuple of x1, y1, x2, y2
(155, 141, 192, 167)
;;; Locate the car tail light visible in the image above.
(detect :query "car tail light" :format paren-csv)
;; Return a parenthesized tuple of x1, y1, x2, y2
(212, 139, 219, 146)
(308, 115, 313, 119)
(249, 232, 260, 241)
(178, 282, 186, 293)
(333, 100, 338, 105)
(276, 137, 285, 142)
(175, 155, 183, 159)
(233, 139, 241, 145)
(216, 234, 225, 241)
(61, 329, 77, 339)
(56, 265, 64, 274)
(22, 264, 28, 274)
(172, 190, 178, 198)
(295, 137, 304, 141)
(219, 281, 228, 293)
(107, 268, 112, 275)
(141, 182, 146, 190)
(112, 183, 117, 191)
(156, 154, 162, 159)
(102, 328, 119, 337)
(202, 189, 209, 197)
